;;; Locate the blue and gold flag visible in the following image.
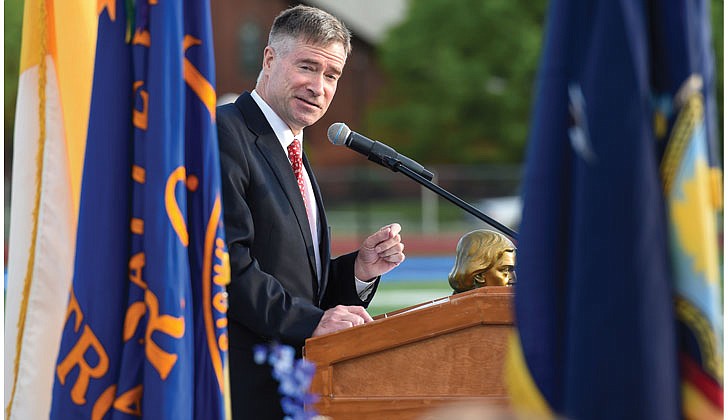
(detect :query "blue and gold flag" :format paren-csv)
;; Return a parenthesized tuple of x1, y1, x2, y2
(653, 2, 723, 417)
(50, 1, 229, 418)
(505, 1, 722, 419)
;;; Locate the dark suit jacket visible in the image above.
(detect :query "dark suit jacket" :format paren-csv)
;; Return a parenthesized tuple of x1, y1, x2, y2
(217, 92, 380, 419)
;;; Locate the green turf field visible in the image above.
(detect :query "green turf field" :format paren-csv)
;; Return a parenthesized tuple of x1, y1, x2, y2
(367, 280, 453, 317)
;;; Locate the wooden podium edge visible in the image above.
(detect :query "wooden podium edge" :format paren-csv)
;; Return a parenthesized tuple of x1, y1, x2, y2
(304, 287, 514, 365)
(372, 286, 512, 320)
(314, 396, 510, 419)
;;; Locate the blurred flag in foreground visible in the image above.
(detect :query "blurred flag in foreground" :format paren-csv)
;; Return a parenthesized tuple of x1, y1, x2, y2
(4, 0, 96, 418)
(50, 0, 230, 418)
(652, 3, 723, 418)
(505, 1, 722, 419)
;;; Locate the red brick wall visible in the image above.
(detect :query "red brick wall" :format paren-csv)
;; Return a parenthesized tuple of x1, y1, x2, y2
(211, 0, 386, 167)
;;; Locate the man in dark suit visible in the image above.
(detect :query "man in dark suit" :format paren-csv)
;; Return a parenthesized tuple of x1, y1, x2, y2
(216, 5, 405, 419)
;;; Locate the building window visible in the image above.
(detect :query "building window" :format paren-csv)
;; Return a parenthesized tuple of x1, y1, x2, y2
(238, 21, 262, 79)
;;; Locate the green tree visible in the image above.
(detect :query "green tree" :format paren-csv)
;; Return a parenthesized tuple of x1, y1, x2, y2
(367, 0, 723, 165)
(5, 0, 24, 170)
(366, 0, 547, 164)
(710, 0, 723, 156)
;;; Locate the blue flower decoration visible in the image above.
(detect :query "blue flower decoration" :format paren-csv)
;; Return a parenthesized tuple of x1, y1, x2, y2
(253, 343, 319, 420)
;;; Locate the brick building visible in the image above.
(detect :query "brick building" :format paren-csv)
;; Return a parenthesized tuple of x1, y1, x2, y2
(210, 0, 407, 166)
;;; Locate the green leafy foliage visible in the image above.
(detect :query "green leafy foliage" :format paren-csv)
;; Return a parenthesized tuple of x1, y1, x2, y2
(709, 0, 723, 153)
(366, 0, 724, 165)
(5, 0, 24, 162)
(366, 0, 547, 164)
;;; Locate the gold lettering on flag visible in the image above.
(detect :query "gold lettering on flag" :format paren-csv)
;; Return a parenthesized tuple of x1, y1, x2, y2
(165, 166, 197, 246)
(97, 0, 116, 20)
(64, 289, 84, 332)
(128, 253, 147, 288)
(182, 35, 216, 118)
(91, 385, 116, 420)
(91, 383, 143, 419)
(112, 384, 143, 415)
(132, 81, 148, 130)
(56, 325, 110, 404)
(202, 196, 230, 390)
(142, 290, 185, 379)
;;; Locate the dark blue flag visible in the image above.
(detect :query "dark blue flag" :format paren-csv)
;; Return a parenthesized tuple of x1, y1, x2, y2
(51, 1, 229, 418)
(652, 1, 723, 417)
(506, 0, 722, 419)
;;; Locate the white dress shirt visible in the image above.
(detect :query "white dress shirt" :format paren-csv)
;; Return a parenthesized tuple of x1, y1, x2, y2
(250, 90, 375, 300)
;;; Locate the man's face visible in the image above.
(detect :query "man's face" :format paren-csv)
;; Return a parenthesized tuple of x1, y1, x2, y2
(259, 39, 346, 134)
(473, 251, 516, 287)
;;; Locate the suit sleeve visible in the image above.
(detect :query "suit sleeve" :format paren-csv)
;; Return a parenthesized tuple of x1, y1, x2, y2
(217, 107, 323, 346)
(321, 251, 380, 310)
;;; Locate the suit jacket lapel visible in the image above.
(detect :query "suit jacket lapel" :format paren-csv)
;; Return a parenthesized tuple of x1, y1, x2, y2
(236, 93, 319, 283)
(304, 154, 329, 295)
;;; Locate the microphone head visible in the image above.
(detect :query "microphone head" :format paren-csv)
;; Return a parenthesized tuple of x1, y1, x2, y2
(327, 122, 351, 145)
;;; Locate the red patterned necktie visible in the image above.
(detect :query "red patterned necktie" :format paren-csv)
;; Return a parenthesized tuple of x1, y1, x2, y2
(287, 138, 319, 275)
(287, 138, 307, 206)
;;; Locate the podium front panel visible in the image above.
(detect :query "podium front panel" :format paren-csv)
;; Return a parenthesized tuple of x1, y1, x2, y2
(332, 324, 509, 397)
(304, 288, 514, 419)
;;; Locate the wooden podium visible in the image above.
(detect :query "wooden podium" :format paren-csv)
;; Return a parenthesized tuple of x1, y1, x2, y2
(303, 286, 514, 419)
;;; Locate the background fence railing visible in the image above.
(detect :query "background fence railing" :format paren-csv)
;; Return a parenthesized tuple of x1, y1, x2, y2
(316, 163, 524, 253)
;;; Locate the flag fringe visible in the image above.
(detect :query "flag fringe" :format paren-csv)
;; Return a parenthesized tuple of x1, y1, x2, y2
(6, 0, 49, 417)
(660, 93, 703, 194)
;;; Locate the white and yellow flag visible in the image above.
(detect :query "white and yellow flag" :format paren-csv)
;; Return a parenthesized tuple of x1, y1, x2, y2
(4, 0, 96, 418)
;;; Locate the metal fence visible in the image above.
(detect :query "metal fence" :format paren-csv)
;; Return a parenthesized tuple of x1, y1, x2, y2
(315, 163, 524, 238)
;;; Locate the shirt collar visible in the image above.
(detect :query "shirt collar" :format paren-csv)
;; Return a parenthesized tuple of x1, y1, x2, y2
(251, 89, 304, 150)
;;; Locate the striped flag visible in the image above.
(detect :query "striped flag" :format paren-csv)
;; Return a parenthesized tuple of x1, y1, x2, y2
(49, 0, 230, 418)
(4, 0, 96, 418)
(505, 0, 722, 419)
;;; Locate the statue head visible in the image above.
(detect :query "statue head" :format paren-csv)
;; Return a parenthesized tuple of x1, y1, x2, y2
(448, 230, 516, 293)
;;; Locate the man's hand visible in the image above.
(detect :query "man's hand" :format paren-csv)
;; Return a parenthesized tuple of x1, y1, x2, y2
(312, 305, 373, 337)
(354, 223, 405, 281)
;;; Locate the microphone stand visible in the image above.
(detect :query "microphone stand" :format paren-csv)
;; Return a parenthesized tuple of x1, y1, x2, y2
(381, 156, 518, 242)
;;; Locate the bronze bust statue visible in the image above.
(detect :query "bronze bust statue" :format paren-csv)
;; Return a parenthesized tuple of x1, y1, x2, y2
(448, 230, 516, 293)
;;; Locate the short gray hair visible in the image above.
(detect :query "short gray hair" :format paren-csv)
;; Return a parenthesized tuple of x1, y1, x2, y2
(268, 5, 352, 57)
